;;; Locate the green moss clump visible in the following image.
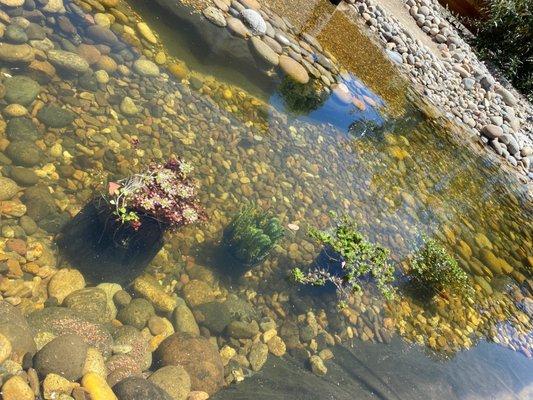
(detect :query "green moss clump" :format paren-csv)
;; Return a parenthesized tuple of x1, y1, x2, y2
(409, 238, 473, 299)
(223, 205, 285, 267)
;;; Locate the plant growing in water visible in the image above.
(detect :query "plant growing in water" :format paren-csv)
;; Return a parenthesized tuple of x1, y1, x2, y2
(222, 204, 285, 266)
(291, 215, 396, 300)
(408, 237, 473, 299)
(107, 158, 205, 231)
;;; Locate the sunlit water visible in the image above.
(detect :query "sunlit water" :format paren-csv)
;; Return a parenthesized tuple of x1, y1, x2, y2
(1, 0, 531, 397)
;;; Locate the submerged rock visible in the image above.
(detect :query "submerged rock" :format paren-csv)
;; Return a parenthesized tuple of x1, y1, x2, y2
(202, 6, 226, 27)
(0, 301, 36, 358)
(37, 104, 76, 127)
(0, 43, 35, 63)
(148, 365, 191, 400)
(0, 177, 19, 201)
(28, 307, 113, 356)
(114, 377, 173, 400)
(134, 59, 160, 76)
(6, 117, 40, 141)
(33, 334, 88, 381)
(5, 140, 43, 167)
(156, 333, 224, 395)
(47, 49, 90, 73)
(4, 76, 40, 105)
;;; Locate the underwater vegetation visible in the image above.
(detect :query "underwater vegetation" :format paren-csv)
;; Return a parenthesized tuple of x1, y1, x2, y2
(222, 204, 285, 267)
(408, 237, 474, 299)
(291, 215, 396, 302)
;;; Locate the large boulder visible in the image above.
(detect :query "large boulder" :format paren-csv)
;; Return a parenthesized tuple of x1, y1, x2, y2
(155, 333, 224, 396)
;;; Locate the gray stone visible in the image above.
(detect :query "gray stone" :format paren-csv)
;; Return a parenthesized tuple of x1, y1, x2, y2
(495, 86, 517, 106)
(481, 124, 503, 139)
(501, 134, 519, 154)
(148, 366, 191, 400)
(63, 288, 113, 324)
(6, 117, 40, 141)
(172, 298, 200, 336)
(113, 377, 173, 400)
(47, 49, 89, 73)
(117, 298, 155, 330)
(241, 8, 266, 35)
(0, 301, 36, 358)
(202, 6, 226, 27)
(37, 104, 75, 128)
(249, 36, 279, 66)
(133, 59, 159, 76)
(27, 307, 113, 356)
(33, 334, 88, 380)
(5, 140, 43, 167)
(4, 76, 40, 105)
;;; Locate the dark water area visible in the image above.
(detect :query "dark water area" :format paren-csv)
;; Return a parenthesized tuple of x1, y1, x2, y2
(215, 338, 533, 400)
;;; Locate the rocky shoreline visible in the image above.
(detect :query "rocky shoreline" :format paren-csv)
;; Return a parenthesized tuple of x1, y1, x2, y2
(340, 0, 533, 181)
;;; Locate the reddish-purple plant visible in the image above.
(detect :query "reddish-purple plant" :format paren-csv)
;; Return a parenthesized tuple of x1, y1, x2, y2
(107, 158, 205, 231)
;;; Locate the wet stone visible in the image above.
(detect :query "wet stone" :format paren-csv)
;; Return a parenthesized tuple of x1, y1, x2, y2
(227, 17, 250, 38)
(6, 117, 40, 141)
(5, 140, 43, 167)
(63, 287, 112, 324)
(249, 36, 279, 66)
(4, 76, 40, 106)
(117, 298, 155, 330)
(156, 333, 224, 396)
(0, 301, 36, 358)
(278, 55, 309, 84)
(37, 104, 75, 127)
(481, 124, 503, 139)
(148, 365, 191, 400)
(0, 176, 19, 201)
(5, 24, 27, 43)
(34, 334, 88, 381)
(133, 58, 159, 76)
(202, 6, 226, 27)
(113, 377, 173, 400)
(47, 49, 90, 73)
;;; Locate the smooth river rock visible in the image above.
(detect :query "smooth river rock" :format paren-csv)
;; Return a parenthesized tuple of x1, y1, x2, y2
(249, 36, 279, 66)
(47, 49, 90, 73)
(278, 55, 309, 84)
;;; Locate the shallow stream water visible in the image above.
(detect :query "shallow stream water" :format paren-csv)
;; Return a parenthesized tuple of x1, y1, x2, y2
(0, 0, 531, 398)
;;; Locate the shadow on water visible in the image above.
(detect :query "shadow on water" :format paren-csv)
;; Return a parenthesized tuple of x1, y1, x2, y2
(214, 338, 533, 400)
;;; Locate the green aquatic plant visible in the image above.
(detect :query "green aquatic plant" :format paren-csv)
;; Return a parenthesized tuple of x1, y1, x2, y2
(409, 238, 473, 299)
(291, 215, 396, 300)
(222, 205, 285, 266)
(278, 77, 327, 115)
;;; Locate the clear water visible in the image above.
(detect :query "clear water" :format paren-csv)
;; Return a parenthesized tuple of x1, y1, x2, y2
(1, 0, 531, 397)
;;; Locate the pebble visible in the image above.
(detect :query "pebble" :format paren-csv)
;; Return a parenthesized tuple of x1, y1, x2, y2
(34, 334, 88, 381)
(309, 355, 327, 376)
(120, 96, 139, 116)
(226, 17, 250, 38)
(137, 22, 157, 44)
(481, 124, 503, 139)
(0, 176, 20, 201)
(148, 365, 191, 400)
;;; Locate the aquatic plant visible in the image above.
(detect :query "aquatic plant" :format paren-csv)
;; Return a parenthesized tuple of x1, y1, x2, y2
(291, 216, 396, 300)
(409, 237, 473, 299)
(278, 77, 327, 115)
(107, 158, 205, 231)
(222, 205, 285, 266)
